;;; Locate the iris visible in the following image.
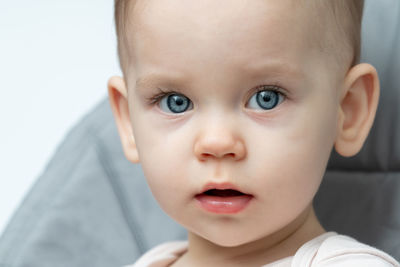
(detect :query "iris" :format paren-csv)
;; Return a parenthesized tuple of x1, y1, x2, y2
(167, 94, 190, 113)
(256, 90, 279, 110)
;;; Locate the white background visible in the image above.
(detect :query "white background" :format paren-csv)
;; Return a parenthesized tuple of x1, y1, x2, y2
(0, 0, 121, 236)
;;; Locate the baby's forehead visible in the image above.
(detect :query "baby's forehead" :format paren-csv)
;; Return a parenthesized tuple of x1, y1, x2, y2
(128, 1, 320, 56)
(121, 0, 350, 80)
(135, 4, 322, 52)
(131, 1, 335, 53)
(130, 0, 312, 31)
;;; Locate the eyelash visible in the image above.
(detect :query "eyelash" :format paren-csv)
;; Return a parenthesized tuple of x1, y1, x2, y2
(147, 88, 175, 106)
(251, 84, 287, 99)
(146, 84, 287, 107)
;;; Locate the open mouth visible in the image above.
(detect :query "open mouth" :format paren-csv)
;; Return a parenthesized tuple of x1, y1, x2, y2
(203, 189, 245, 197)
(195, 188, 253, 214)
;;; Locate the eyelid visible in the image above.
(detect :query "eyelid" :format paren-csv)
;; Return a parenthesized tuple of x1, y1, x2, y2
(253, 84, 286, 96)
(245, 84, 287, 102)
(244, 84, 287, 110)
(146, 88, 178, 105)
(146, 88, 193, 114)
(146, 84, 288, 108)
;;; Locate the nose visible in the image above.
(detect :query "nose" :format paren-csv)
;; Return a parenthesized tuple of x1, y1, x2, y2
(194, 126, 246, 161)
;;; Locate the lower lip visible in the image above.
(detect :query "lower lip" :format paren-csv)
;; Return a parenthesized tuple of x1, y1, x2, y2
(195, 194, 253, 214)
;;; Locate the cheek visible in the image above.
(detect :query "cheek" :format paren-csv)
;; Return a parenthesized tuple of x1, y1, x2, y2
(131, 114, 191, 210)
(137, 146, 187, 215)
(247, 100, 338, 205)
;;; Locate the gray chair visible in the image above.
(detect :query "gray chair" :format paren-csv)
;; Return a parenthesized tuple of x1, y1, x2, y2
(0, 0, 399, 266)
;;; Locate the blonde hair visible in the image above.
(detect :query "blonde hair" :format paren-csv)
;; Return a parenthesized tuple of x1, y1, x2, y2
(114, 0, 364, 75)
(305, 0, 365, 70)
(114, 0, 132, 76)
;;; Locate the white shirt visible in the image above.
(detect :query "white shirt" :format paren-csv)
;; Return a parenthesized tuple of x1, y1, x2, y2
(126, 232, 400, 267)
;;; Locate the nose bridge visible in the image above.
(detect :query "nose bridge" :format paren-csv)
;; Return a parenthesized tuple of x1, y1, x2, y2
(194, 111, 246, 161)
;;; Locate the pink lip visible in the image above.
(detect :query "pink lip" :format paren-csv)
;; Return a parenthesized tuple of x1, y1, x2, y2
(195, 183, 253, 214)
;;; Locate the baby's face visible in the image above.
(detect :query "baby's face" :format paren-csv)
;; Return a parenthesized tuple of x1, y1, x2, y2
(125, 0, 342, 246)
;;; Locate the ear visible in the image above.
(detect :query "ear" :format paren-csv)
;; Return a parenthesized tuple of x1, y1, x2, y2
(107, 76, 139, 163)
(334, 63, 380, 157)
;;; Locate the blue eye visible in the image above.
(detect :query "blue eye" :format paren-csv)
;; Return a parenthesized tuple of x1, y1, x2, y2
(159, 93, 192, 113)
(247, 89, 284, 110)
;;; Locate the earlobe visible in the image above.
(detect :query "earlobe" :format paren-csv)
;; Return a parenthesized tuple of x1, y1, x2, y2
(334, 63, 380, 157)
(107, 76, 140, 163)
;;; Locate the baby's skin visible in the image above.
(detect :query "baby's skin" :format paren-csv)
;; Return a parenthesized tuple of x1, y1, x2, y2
(108, 0, 379, 266)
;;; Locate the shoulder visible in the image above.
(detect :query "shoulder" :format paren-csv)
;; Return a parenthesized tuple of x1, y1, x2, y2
(124, 241, 188, 267)
(311, 234, 399, 267)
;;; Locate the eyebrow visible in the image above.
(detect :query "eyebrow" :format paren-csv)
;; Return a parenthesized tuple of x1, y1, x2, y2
(135, 61, 304, 90)
(241, 61, 305, 80)
(136, 72, 189, 91)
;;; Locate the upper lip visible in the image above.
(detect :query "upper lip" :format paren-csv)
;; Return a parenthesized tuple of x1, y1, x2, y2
(198, 182, 250, 195)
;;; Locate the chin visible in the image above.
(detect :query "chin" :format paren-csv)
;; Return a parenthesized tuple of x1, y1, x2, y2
(213, 240, 247, 248)
(202, 232, 255, 248)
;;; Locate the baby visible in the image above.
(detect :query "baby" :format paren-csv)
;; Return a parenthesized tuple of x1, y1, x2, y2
(108, 0, 400, 266)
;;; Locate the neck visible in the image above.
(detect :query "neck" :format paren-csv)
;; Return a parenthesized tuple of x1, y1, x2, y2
(180, 205, 325, 267)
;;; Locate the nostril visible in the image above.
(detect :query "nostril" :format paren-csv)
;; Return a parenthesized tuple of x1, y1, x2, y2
(200, 152, 235, 160)
(201, 153, 213, 159)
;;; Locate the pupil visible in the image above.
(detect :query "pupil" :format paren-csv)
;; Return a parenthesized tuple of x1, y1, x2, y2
(175, 98, 184, 105)
(263, 95, 271, 102)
